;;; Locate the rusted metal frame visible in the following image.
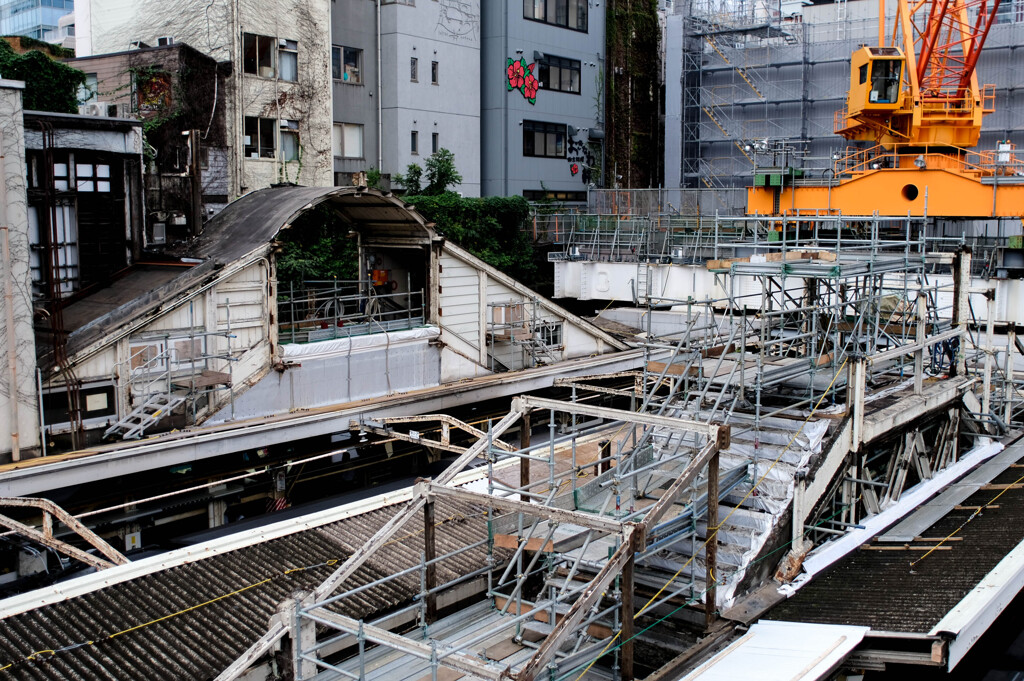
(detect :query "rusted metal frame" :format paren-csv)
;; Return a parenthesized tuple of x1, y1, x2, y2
(512, 396, 721, 440)
(705, 449, 720, 631)
(353, 423, 474, 457)
(436, 409, 523, 485)
(302, 608, 508, 681)
(427, 484, 628, 538)
(515, 527, 638, 681)
(637, 440, 721, 532)
(363, 413, 517, 452)
(424, 499, 437, 623)
(0, 512, 114, 571)
(0, 496, 128, 567)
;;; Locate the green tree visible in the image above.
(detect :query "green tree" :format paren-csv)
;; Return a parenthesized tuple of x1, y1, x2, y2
(0, 40, 86, 113)
(423, 148, 462, 195)
(394, 163, 423, 193)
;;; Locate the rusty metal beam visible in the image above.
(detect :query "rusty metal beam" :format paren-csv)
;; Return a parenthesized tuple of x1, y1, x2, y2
(361, 413, 516, 452)
(0, 496, 127, 568)
(639, 441, 719, 531)
(512, 396, 723, 440)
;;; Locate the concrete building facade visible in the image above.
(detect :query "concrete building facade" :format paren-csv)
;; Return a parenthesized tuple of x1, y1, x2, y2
(481, 1, 605, 202)
(74, 0, 334, 197)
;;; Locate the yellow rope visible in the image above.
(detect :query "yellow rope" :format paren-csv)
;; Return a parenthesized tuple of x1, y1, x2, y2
(910, 467, 1024, 567)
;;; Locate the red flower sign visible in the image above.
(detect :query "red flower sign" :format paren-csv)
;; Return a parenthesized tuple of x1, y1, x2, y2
(506, 57, 537, 105)
(570, 163, 580, 176)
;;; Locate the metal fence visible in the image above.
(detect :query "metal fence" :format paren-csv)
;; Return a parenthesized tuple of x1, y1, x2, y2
(277, 279, 425, 344)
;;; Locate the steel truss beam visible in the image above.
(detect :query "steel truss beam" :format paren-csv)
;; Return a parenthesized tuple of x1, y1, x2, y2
(0, 497, 128, 570)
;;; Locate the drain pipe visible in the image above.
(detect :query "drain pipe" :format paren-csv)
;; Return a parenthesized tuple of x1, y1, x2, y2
(377, 0, 383, 173)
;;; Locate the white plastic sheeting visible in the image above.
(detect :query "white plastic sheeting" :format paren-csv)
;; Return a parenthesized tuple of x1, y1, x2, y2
(281, 326, 439, 360)
(682, 620, 869, 681)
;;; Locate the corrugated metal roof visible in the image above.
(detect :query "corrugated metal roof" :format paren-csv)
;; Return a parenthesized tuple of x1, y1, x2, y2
(681, 621, 869, 681)
(772, 446, 1024, 634)
(0, 498, 497, 680)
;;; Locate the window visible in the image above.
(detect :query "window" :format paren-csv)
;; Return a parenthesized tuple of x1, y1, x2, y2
(411, 130, 419, 155)
(523, 0, 588, 31)
(410, 57, 418, 82)
(244, 117, 276, 158)
(523, 120, 566, 158)
(333, 123, 364, 158)
(538, 56, 580, 94)
(280, 120, 299, 161)
(78, 72, 98, 104)
(431, 60, 438, 84)
(432, 132, 439, 154)
(243, 33, 297, 80)
(332, 46, 362, 83)
(243, 33, 276, 77)
(279, 39, 298, 82)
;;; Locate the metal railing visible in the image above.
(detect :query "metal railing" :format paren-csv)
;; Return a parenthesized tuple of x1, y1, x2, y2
(277, 279, 426, 345)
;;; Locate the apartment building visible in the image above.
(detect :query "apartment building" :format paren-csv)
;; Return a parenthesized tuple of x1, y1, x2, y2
(74, 0, 334, 197)
(481, 1, 606, 202)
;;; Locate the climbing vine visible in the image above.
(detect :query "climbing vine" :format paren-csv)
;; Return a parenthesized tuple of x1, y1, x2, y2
(0, 39, 85, 113)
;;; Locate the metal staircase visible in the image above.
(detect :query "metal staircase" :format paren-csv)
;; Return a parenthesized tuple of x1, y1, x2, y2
(105, 332, 234, 440)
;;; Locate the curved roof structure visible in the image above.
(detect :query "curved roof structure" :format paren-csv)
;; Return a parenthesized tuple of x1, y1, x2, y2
(177, 185, 435, 264)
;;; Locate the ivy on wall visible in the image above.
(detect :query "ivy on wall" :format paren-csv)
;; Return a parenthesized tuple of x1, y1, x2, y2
(0, 39, 86, 113)
(605, 0, 663, 188)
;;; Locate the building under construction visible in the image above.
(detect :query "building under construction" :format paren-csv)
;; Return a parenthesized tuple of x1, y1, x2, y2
(0, 0, 1023, 679)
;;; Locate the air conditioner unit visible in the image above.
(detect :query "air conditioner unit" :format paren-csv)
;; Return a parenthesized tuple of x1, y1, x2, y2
(79, 102, 111, 117)
(116, 103, 133, 118)
(280, 119, 299, 130)
(156, 36, 174, 46)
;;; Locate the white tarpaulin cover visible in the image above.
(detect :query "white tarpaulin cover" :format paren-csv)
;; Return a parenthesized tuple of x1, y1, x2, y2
(281, 326, 439, 360)
(682, 621, 869, 681)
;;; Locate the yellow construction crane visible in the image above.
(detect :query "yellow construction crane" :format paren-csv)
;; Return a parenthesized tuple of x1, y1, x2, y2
(747, 0, 1024, 217)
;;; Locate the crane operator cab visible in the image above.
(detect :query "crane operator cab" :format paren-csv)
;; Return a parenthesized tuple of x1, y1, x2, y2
(848, 46, 905, 115)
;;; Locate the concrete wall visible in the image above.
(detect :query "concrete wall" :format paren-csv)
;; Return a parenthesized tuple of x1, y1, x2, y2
(0, 81, 40, 459)
(77, 0, 334, 196)
(481, 2, 605, 199)
(209, 329, 442, 423)
(330, 0, 380, 181)
(381, 0, 481, 196)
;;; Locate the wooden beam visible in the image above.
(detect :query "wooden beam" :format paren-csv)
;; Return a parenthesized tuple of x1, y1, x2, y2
(424, 499, 437, 623)
(621, 534, 636, 681)
(705, 450, 720, 631)
(521, 410, 531, 502)
(639, 441, 718, 531)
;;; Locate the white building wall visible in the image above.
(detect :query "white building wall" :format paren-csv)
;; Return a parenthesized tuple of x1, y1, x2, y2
(77, 0, 333, 196)
(381, 0, 481, 196)
(0, 81, 40, 459)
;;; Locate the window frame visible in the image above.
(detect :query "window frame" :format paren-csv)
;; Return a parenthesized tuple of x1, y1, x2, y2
(332, 45, 363, 84)
(431, 132, 439, 154)
(333, 122, 365, 159)
(538, 55, 581, 95)
(431, 60, 439, 85)
(522, 0, 588, 32)
(244, 116, 277, 159)
(411, 130, 419, 155)
(410, 57, 419, 82)
(278, 38, 299, 82)
(523, 120, 567, 159)
(243, 33, 277, 78)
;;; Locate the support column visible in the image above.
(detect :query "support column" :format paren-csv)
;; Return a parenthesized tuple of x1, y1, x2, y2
(620, 534, 635, 681)
(914, 292, 926, 395)
(952, 247, 972, 376)
(983, 293, 995, 417)
(1006, 329, 1016, 426)
(424, 499, 437, 623)
(705, 450, 720, 631)
(520, 410, 531, 502)
(848, 357, 866, 452)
